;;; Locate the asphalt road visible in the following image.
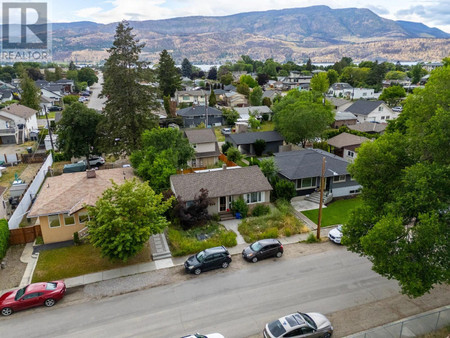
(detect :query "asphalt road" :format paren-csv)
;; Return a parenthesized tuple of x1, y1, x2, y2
(87, 72, 106, 111)
(0, 246, 405, 338)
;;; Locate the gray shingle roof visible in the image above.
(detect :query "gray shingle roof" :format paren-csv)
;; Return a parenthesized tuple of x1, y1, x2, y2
(344, 100, 384, 116)
(327, 132, 369, 148)
(184, 128, 217, 144)
(226, 131, 284, 145)
(348, 122, 387, 133)
(331, 82, 353, 90)
(334, 111, 357, 121)
(273, 149, 350, 180)
(177, 106, 222, 117)
(170, 166, 272, 201)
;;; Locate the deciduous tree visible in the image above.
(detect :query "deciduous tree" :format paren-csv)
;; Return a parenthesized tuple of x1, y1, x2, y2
(249, 86, 263, 106)
(310, 72, 330, 94)
(78, 67, 98, 86)
(379, 86, 406, 106)
(20, 71, 40, 110)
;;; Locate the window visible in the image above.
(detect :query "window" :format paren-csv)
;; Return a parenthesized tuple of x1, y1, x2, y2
(347, 150, 355, 157)
(333, 175, 346, 183)
(23, 292, 41, 300)
(48, 215, 60, 228)
(78, 212, 89, 224)
(183, 96, 190, 101)
(284, 328, 304, 337)
(63, 213, 75, 226)
(362, 92, 367, 96)
(378, 106, 383, 111)
(245, 192, 262, 204)
(381, 116, 385, 120)
(297, 177, 316, 190)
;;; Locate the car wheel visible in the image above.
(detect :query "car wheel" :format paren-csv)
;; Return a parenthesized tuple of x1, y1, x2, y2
(222, 261, 229, 268)
(252, 257, 258, 263)
(194, 268, 201, 275)
(322, 333, 332, 338)
(276, 251, 283, 258)
(95, 162, 101, 166)
(1, 307, 12, 316)
(44, 298, 56, 307)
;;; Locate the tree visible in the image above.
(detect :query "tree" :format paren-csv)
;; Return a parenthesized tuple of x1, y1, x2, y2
(249, 86, 263, 106)
(181, 58, 192, 78)
(379, 86, 406, 106)
(174, 188, 212, 229)
(226, 147, 242, 163)
(157, 49, 181, 97)
(221, 141, 233, 154)
(78, 67, 98, 86)
(236, 83, 250, 98)
(207, 67, 217, 80)
(248, 116, 261, 129)
(340, 66, 370, 87)
(344, 64, 450, 297)
(310, 72, 330, 94)
(385, 71, 407, 80)
(327, 69, 339, 85)
(26, 67, 44, 81)
(262, 97, 271, 107)
(99, 21, 159, 155)
(66, 70, 78, 81)
(239, 74, 257, 88)
(54, 66, 63, 81)
(254, 139, 266, 156)
(69, 61, 77, 71)
(57, 102, 103, 169)
(409, 64, 427, 84)
(273, 90, 334, 147)
(257, 73, 270, 86)
(273, 179, 296, 201)
(259, 157, 278, 179)
(222, 108, 240, 125)
(20, 71, 40, 110)
(88, 179, 173, 262)
(305, 58, 313, 71)
(220, 72, 233, 85)
(130, 127, 195, 192)
(209, 89, 217, 106)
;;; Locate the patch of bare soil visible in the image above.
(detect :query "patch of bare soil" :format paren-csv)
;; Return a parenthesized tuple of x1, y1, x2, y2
(0, 245, 27, 290)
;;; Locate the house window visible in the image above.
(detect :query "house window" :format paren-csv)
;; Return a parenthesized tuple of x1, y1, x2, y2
(64, 213, 75, 226)
(381, 116, 385, 120)
(362, 93, 367, 96)
(245, 192, 262, 204)
(48, 215, 60, 228)
(297, 177, 317, 190)
(347, 150, 355, 157)
(333, 175, 346, 183)
(78, 212, 89, 224)
(378, 107, 383, 111)
(183, 96, 190, 101)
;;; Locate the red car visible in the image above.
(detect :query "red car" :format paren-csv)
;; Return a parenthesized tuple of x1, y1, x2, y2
(0, 281, 66, 316)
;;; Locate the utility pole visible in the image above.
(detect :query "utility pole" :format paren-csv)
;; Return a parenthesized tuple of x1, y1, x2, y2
(205, 89, 209, 127)
(44, 105, 55, 152)
(317, 156, 326, 240)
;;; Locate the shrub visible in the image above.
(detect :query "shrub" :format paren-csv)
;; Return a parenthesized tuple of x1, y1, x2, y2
(221, 141, 233, 154)
(252, 204, 270, 217)
(226, 147, 242, 163)
(35, 236, 44, 245)
(51, 151, 71, 162)
(274, 179, 296, 201)
(211, 213, 221, 222)
(63, 95, 79, 105)
(254, 139, 266, 156)
(0, 219, 9, 261)
(231, 197, 248, 218)
(73, 232, 81, 245)
(305, 233, 320, 243)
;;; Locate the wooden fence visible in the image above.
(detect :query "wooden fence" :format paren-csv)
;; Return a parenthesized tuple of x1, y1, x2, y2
(176, 167, 207, 174)
(21, 153, 47, 164)
(9, 224, 41, 245)
(218, 154, 237, 167)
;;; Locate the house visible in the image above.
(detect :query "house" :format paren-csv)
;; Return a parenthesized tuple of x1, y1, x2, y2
(234, 106, 273, 122)
(177, 106, 223, 128)
(326, 97, 352, 112)
(348, 122, 387, 134)
(273, 149, 361, 197)
(184, 129, 220, 168)
(175, 90, 206, 106)
(40, 87, 63, 103)
(0, 89, 13, 103)
(55, 79, 74, 93)
(327, 132, 369, 162)
(225, 131, 284, 155)
(327, 83, 379, 100)
(332, 111, 358, 128)
(224, 91, 248, 107)
(423, 62, 443, 72)
(27, 167, 135, 244)
(262, 90, 281, 102)
(170, 166, 272, 214)
(344, 100, 397, 123)
(0, 103, 38, 144)
(231, 71, 247, 81)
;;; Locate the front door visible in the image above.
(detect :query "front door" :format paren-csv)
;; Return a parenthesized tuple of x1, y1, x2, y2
(219, 196, 226, 212)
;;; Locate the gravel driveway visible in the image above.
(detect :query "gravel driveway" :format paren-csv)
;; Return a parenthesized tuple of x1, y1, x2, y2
(0, 245, 27, 290)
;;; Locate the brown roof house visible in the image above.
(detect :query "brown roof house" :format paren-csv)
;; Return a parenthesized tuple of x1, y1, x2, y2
(170, 166, 272, 215)
(184, 129, 220, 168)
(327, 132, 369, 162)
(28, 167, 135, 244)
(0, 103, 38, 144)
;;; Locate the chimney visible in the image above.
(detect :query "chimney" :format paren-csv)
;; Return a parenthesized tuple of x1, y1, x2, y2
(86, 169, 96, 179)
(222, 164, 227, 170)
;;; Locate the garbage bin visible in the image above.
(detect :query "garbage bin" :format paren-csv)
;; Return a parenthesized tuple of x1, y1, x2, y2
(26, 147, 32, 154)
(235, 212, 241, 219)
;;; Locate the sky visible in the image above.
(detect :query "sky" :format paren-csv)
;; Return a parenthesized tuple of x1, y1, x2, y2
(7, 0, 450, 33)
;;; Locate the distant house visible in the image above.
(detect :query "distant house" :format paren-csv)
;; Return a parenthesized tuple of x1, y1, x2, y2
(234, 106, 273, 122)
(262, 90, 281, 102)
(177, 106, 223, 128)
(231, 71, 247, 81)
(184, 129, 220, 168)
(175, 90, 206, 106)
(423, 62, 443, 72)
(344, 100, 397, 123)
(224, 91, 248, 107)
(348, 122, 387, 134)
(326, 97, 352, 112)
(28, 168, 135, 244)
(0, 89, 13, 103)
(0, 103, 38, 144)
(327, 83, 378, 100)
(170, 166, 272, 214)
(327, 132, 369, 162)
(273, 149, 361, 197)
(225, 131, 284, 155)
(332, 111, 358, 129)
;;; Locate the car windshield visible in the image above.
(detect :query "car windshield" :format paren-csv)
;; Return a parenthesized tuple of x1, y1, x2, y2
(196, 251, 206, 262)
(46, 282, 58, 290)
(268, 320, 286, 337)
(300, 313, 317, 330)
(250, 241, 263, 251)
(14, 286, 27, 300)
(337, 225, 343, 232)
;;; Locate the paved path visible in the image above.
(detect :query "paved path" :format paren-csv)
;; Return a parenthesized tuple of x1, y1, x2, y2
(87, 72, 106, 111)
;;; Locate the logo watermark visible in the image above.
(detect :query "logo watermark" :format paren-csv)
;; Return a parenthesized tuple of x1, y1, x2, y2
(1, 2, 52, 62)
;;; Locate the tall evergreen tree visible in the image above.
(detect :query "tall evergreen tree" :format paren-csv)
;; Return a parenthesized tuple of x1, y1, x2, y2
(181, 58, 192, 78)
(20, 71, 40, 110)
(209, 89, 217, 107)
(69, 61, 77, 71)
(305, 58, 313, 71)
(207, 67, 217, 80)
(157, 49, 181, 97)
(99, 21, 159, 155)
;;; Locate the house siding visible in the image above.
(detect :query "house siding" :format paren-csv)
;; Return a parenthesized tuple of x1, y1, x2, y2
(205, 191, 271, 214)
(182, 116, 223, 128)
(39, 209, 88, 244)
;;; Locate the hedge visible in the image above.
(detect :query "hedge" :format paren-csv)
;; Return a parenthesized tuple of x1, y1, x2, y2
(0, 219, 9, 261)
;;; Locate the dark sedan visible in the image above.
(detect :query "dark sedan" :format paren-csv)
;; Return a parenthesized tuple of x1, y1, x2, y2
(242, 238, 283, 263)
(48, 106, 63, 111)
(1, 280, 66, 316)
(184, 246, 232, 275)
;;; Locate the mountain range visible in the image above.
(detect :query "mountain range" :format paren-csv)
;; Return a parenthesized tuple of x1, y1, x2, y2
(49, 6, 450, 63)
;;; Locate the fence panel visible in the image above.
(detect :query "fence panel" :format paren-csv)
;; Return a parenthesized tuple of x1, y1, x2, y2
(9, 224, 41, 245)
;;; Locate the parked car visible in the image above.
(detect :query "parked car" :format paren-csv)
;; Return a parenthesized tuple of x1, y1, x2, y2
(48, 106, 63, 112)
(242, 238, 283, 263)
(78, 97, 88, 102)
(263, 312, 333, 338)
(0, 281, 66, 316)
(81, 92, 91, 97)
(328, 225, 343, 244)
(181, 333, 224, 338)
(221, 128, 231, 135)
(392, 106, 403, 112)
(184, 246, 231, 275)
(78, 156, 105, 167)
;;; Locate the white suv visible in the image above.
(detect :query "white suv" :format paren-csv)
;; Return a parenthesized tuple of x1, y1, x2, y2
(78, 156, 105, 167)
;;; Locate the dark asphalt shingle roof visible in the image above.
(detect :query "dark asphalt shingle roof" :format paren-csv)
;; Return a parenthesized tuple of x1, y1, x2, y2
(345, 100, 384, 116)
(273, 149, 350, 180)
(170, 166, 272, 201)
(177, 106, 222, 117)
(184, 128, 217, 144)
(225, 131, 284, 145)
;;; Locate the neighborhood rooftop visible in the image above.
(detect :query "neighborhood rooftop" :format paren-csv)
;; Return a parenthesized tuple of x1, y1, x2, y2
(327, 132, 369, 148)
(1, 103, 37, 119)
(184, 128, 217, 144)
(177, 106, 222, 117)
(345, 100, 384, 116)
(226, 131, 284, 145)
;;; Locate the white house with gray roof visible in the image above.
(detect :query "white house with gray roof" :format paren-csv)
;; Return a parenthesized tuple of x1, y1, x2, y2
(170, 166, 272, 215)
(327, 83, 379, 100)
(184, 128, 220, 168)
(234, 106, 273, 122)
(344, 100, 397, 123)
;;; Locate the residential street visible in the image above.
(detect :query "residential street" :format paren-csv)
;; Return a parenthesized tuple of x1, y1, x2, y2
(1, 244, 448, 337)
(87, 72, 106, 112)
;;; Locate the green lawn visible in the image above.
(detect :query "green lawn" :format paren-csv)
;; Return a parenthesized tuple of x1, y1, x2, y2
(250, 121, 274, 132)
(32, 243, 151, 282)
(301, 197, 362, 227)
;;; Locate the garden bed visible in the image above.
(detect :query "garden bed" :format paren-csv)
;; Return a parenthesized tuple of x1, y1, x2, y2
(167, 222, 237, 257)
